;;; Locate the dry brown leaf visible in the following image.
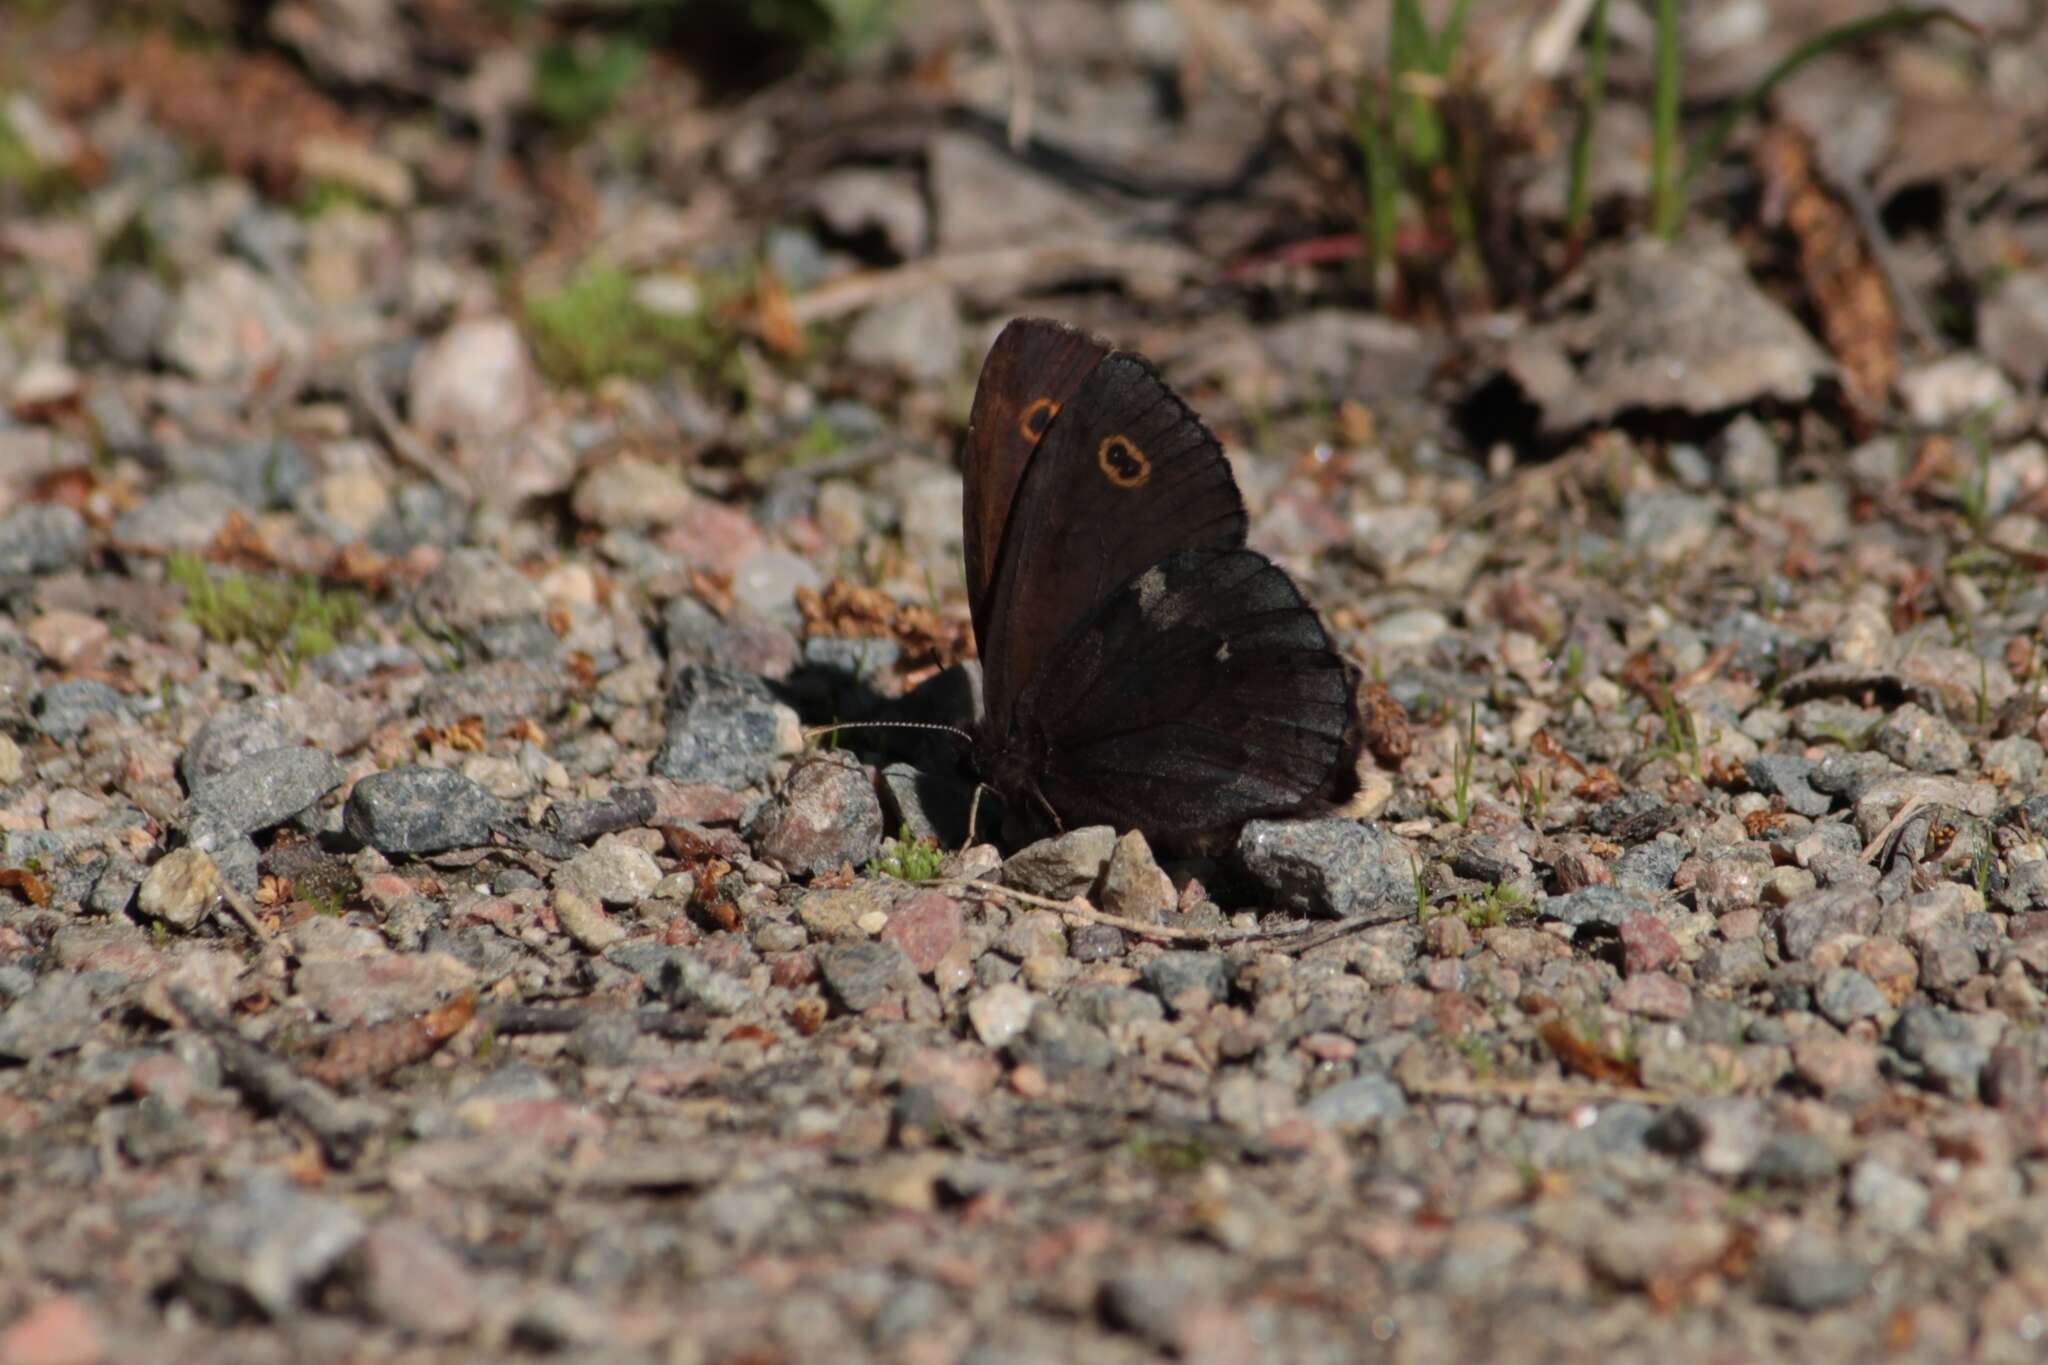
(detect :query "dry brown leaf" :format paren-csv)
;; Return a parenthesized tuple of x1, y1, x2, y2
(1538, 1019, 1640, 1087)
(1357, 679, 1412, 768)
(0, 868, 51, 907)
(301, 992, 477, 1088)
(1756, 123, 1897, 415)
(796, 579, 973, 671)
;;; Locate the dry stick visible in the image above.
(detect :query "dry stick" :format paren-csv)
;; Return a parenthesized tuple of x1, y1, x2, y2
(1860, 795, 1928, 864)
(972, 0, 1034, 149)
(944, 879, 1411, 950)
(1403, 1076, 1681, 1107)
(215, 878, 276, 944)
(351, 359, 474, 502)
(787, 241, 1200, 326)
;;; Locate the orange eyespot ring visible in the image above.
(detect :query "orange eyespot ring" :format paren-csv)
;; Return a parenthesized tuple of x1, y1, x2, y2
(1097, 435, 1151, 488)
(1018, 397, 1059, 440)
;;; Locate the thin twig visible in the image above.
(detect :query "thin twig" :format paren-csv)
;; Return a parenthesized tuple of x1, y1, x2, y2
(943, 879, 1411, 950)
(215, 878, 276, 944)
(972, 0, 1033, 149)
(351, 359, 474, 502)
(1402, 1076, 1681, 1106)
(788, 241, 1199, 325)
(1861, 795, 1928, 864)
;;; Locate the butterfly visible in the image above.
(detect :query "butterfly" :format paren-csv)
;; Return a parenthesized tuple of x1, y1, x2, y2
(963, 317, 1362, 852)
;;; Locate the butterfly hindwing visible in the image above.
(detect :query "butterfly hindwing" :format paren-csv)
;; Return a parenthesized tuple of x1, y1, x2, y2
(963, 318, 1110, 647)
(1016, 548, 1360, 845)
(976, 351, 1249, 732)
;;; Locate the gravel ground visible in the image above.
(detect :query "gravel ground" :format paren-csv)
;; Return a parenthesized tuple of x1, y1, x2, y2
(4, 3, 2048, 1363)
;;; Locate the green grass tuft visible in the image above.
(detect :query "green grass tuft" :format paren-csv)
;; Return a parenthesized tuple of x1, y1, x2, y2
(522, 262, 747, 389)
(168, 554, 363, 682)
(868, 824, 945, 882)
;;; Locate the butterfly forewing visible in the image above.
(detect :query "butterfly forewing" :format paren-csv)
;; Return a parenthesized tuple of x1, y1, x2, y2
(976, 352, 1249, 731)
(963, 319, 1110, 645)
(1015, 549, 1359, 843)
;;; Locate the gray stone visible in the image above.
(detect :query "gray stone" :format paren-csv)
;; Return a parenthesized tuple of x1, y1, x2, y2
(1543, 883, 1654, 932)
(818, 940, 906, 1012)
(1714, 413, 1782, 494)
(1138, 952, 1229, 1009)
(180, 703, 302, 787)
(68, 265, 172, 367)
(1774, 887, 1880, 960)
(187, 747, 344, 836)
(1892, 1003, 1992, 1099)
(1757, 1233, 1869, 1312)
(1623, 488, 1720, 564)
(113, 481, 245, 555)
(1002, 826, 1115, 901)
(0, 975, 103, 1061)
(1750, 1132, 1839, 1187)
(652, 666, 791, 789)
(410, 547, 545, 641)
(1847, 1157, 1929, 1236)
(344, 767, 502, 854)
(847, 287, 962, 384)
(182, 1174, 367, 1318)
(0, 503, 87, 576)
(1235, 819, 1414, 919)
(1873, 703, 1969, 773)
(32, 680, 125, 741)
(605, 944, 753, 1015)
(1611, 837, 1686, 893)
(878, 762, 974, 848)
(1813, 967, 1888, 1026)
(1010, 1004, 1116, 1073)
(747, 751, 883, 878)
(1746, 755, 1833, 817)
(1303, 1075, 1409, 1128)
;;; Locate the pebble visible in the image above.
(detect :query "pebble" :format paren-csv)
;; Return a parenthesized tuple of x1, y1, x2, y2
(1873, 703, 1970, 773)
(1234, 819, 1414, 918)
(0, 503, 87, 576)
(357, 1219, 480, 1340)
(157, 260, 309, 383)
(1622, 488, 1719, 564)
(185, 747, 344, 836)
(880, 890, 964, 975)
(818, 940, 905, 1012)
(1757, 1233, 1870, 1312)
(136, 848, 223, 932)
(847, 287, 962, 384)
(32, 680, 125, 741)
(343, 767, 503, 854)
(747, 751, 884, 878)
(1099, 830, 1176, 921)
(1002, 827, 1115, 901)
(572, 455, 695, 530)
(1139, 952, 1230, 1010)
(967, 983, 1036, 1049)
(652, 666, 795, 789)
(558, 835, 662, 905)
(182, 1175, 367, 1318)
(553, 885, 626, 952)
(407, 315, 538, 442)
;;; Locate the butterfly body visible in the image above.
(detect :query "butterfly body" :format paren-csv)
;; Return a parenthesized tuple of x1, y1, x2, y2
(963, 318, 1361, 852)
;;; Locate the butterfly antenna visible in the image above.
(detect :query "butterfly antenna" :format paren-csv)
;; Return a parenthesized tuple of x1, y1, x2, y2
(802, 720, 976, 748)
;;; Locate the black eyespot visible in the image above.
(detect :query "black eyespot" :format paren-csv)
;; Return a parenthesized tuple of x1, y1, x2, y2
(1019, 397, 1058, 440)
(1097, 435, 1150, 488)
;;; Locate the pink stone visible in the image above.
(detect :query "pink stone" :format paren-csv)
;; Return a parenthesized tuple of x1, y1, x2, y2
(881, 890, 964, 975)
(1619, 911, 1681, 976)
(1611, 971, 1692, 1020)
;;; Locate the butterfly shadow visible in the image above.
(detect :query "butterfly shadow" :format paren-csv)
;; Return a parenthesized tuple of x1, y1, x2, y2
(771, 654, 997, 850)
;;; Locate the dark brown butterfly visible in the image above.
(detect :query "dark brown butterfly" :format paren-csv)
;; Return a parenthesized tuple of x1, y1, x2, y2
(964, 317, 1362, 851)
